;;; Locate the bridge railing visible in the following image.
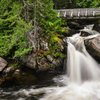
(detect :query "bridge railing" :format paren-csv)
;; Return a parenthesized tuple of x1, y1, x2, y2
(57, 8, 100, 19)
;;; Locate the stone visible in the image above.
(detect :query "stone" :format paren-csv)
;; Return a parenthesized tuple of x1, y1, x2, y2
(20, 36, 64, 71)
(52, 58, 63, 66)
(0, 57, 7, 72)
(68, 21, 84, 30)
(21, 54, 37, 69)
(80, 24, 100, 36)
(47, 55, 53, 62)
(93, 23, 100, 33)
(64, 27, 80, 36)
(80, 29, 99, 36)
(3, 66, 15, 75)
(37, 57, 49, 70)
(40, 40, 49, 51)
(85, 24, 94, 30)
(0, 69, 37, 87)
(85, 35, 100, 62)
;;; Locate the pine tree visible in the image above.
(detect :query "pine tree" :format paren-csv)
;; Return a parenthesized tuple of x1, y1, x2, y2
(0, 0, 32, 58)
(0, 0, 64, 60)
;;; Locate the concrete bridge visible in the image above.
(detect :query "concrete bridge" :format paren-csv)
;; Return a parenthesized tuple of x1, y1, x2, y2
(57, 8, 100, 19)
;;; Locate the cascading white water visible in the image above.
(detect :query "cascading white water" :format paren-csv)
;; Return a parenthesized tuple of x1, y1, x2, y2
(8, 32, 100, 100)
(67, 34, 100, 84)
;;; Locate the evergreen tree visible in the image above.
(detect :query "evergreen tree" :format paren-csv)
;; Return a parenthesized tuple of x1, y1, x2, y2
(0, 0, 64, 60)
(76, 0, 100, 8)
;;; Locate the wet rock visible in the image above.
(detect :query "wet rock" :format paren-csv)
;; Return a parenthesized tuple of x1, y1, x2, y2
(21, 53, 64, 71)
(0, 68, 37, 87)
(80, 24, 99, 36)
(85, 35, 100, 62)
(80, 29, 99, 36)
(47, 55, 53, 62)
(12, 69, 37, 85)
(68, 21, 84, 30)
(3, 66, 15, 76)
(64, 27, 80, 36)
(40, 40, 49, 51)
(36, 55, 64, 71)
(93, 23, 100, 33)
(37, 57, 49, 70)
(20, 36, 64, 71)
(21, 39, 49, 70)
(5, 67, 14, 73)
(0, 57, 7, 72)
(52, 58, 63, 67)
(46, 55, 63, 67)
(21, 54, 37, 69)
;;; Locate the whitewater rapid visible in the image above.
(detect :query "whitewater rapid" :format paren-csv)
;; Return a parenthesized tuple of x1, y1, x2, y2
(11, 33, 100, 100)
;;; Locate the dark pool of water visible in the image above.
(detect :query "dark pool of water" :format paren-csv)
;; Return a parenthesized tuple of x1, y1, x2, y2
(0, 73, 63, 100)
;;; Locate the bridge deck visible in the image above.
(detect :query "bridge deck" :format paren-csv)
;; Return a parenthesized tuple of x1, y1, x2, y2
(57, 8, 100, 19)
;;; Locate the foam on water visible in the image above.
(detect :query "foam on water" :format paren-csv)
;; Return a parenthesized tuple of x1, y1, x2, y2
(67, 34, 100, 84)
(13, 80, 100, 100)
(39, 82, 100, 100)
(12, 33, 100, 100)
(1, 31, 100, 100)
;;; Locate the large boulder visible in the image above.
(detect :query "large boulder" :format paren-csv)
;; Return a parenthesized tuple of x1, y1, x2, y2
(93, 23, 100, 33)
(21, 54, 37, 69)
(22, 54, 64, 71)
(0, 57, 7, 72)
(85, 35, 100, 62)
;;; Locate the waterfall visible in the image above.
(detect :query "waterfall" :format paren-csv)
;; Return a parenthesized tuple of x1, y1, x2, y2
(67, 34, 100, 84)
(2, 32, 100, 100)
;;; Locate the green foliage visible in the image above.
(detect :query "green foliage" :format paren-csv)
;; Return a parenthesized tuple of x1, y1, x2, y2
(37, 0, 65, 58)
(0, 0, 32, 58)
(53, 0, 100, 8)
(25, 0, 65, 58)
(53, 0, 76, 9)
(76, 0, 100, 8)
(13, 19, 32, 58)
(0, 0, 65, 60)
